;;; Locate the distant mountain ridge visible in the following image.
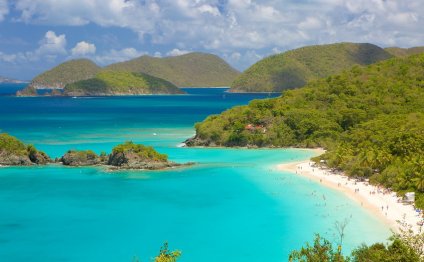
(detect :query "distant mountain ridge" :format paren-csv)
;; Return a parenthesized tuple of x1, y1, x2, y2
(0, 76, 27, 84)
(229, 43, 394, 93)
(106, 52, 240, 87)
(21, 52, 239, 94)
(385, 46, 424, 57)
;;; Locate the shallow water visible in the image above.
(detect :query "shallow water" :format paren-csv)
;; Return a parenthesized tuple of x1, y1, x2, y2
(0, 86, 390, 261)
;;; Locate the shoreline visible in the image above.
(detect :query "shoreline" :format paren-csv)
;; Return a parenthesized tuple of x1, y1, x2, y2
(277, 149, 423, 234)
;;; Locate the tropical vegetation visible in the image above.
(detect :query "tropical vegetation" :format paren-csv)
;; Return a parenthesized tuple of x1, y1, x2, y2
(385, 46, 424, 58)
(190, 53, 424, 208)
(0, 133, 50, 165)
(107, 52, 240, 87)
(28, 59, 100, 89)
(64, 70, 183, 96)
(290, 230, 424, 262)
(229, 43, 393, 93)
(112, 141, 168, 162)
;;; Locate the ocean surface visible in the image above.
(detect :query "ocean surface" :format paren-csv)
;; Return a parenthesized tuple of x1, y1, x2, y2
(0, 84, 390, 261)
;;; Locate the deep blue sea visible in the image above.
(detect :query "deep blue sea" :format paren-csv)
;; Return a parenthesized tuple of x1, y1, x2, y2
(0, 84, 390, 261)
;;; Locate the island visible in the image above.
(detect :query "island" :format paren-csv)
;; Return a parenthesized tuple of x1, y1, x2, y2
(60, 142, 191, 170)
(0, 133, 51, 165)
(63, 71, 184, 96)
(0, 76, 28, 84)
(16, 52, 240, 97)
(0, 133, 190, 170)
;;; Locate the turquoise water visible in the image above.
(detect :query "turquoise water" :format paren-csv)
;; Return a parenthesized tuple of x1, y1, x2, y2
(0, 86, 390, 261)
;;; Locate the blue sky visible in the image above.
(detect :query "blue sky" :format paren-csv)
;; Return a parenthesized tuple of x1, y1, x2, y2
(0, 0, 423, 80)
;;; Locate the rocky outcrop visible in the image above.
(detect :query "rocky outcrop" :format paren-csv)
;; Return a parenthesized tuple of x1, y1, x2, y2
(107, 151, 184, 170)
(59, 142, 193, 170)
(183, 136, 215, 147)
(28, 150, 51, 165)
(0, 150, 33, 166)
(0, 134, 51, 166)
(60, 150, 106, 166)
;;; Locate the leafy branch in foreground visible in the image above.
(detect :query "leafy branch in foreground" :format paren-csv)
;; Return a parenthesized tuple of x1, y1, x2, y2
(154, 242, 181, 262)
(132, 242, 181, 262)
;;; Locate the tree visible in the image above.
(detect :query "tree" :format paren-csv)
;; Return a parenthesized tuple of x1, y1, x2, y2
(289, 234, 349, 262)
(154, 242, 181, 262)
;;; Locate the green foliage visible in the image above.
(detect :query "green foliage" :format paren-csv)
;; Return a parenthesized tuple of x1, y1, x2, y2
(289, 234, 349, 262)
(30, 59, 100, 88)
(0, 133, 28, 156)
(351, 239, 421, 262)
(385, 46, 424, 58)
(230, 43, 393, 93)
(106, 52, 240, 87)
(291, 228, 423, 262)
(63, 70, 183, 96)
(112, 141, 168, 162)
(65, 150, 99, 161)
(154, 242, 181, 262)
(0, 133, 49, 164)
(193, 54, 424, 208)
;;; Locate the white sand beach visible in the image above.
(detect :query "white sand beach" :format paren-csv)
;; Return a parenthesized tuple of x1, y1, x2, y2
(277, 152, 424, 234)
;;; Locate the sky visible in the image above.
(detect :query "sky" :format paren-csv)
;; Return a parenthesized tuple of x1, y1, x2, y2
(0, 0, 423, 80)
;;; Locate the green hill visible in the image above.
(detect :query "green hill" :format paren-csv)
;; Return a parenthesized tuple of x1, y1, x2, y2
(385, 46, 424, 57)
(17, 59, 101, 96)
(188, 54, 424, 208)
(63, 70, 184, 96)
(106, 52, 240, 87)
(29, 59, 100, 88)
(230, 43, 393, 93)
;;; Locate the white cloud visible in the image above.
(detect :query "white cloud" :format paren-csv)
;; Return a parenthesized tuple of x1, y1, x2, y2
(224, 50, 264, 71)
(0, 30, 67, 63)
(0, 0, 8, 22)
(0, 52, 17, 62)
(9, 0, 424, 53)
(5, 0, 424, 70)
(71, 41, 96, 56)
(166, 48, 190, 56)
(39, 31, 66, 53)
(95, 48, 146, 65)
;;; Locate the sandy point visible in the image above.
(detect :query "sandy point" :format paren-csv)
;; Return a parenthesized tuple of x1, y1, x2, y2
(277, 149, 423, 234)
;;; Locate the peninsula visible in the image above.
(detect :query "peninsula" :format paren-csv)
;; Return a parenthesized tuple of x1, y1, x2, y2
(187, 53, 424, 209)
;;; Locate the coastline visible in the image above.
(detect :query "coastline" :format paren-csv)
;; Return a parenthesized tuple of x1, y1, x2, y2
(277, 149, 423, 234)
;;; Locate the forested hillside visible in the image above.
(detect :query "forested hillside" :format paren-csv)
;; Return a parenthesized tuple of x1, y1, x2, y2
(188, 54, 424, 208)
(230, 43, 392, 93)
(106, 52, 240, 87)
